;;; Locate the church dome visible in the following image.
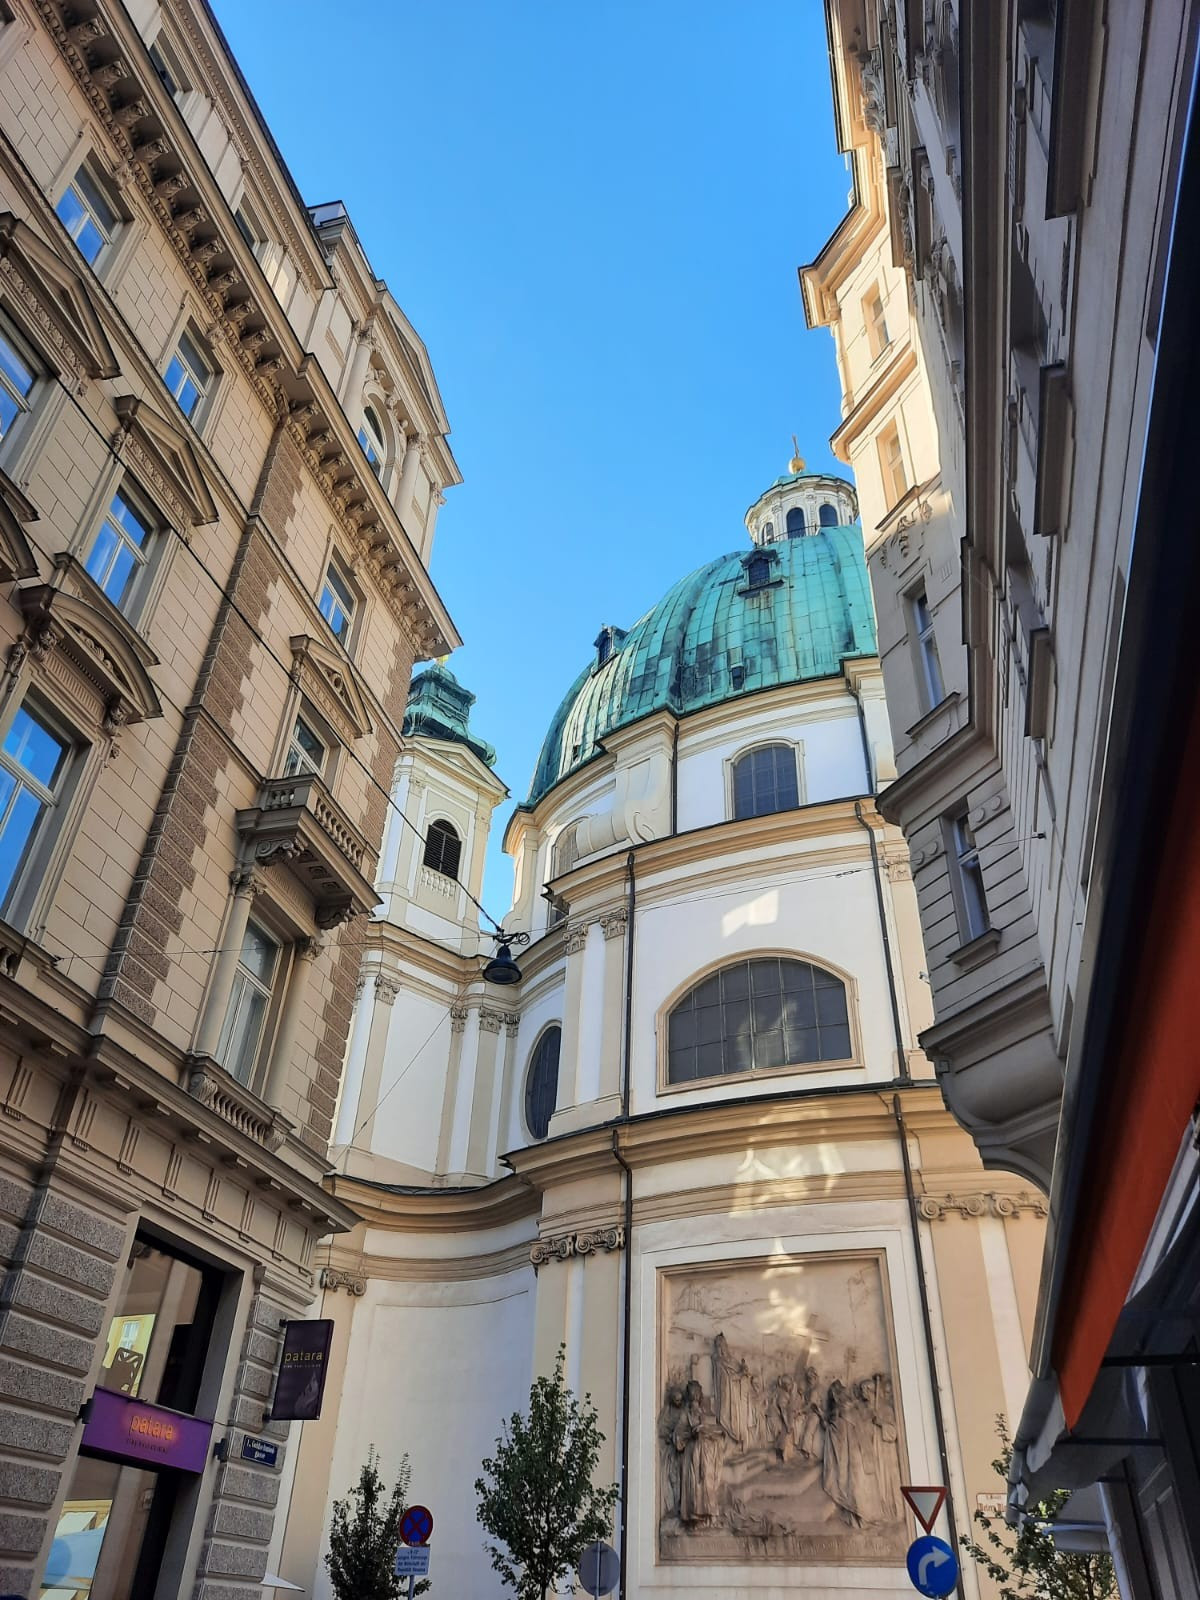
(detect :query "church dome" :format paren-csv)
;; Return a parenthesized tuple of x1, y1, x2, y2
(527, 510, 876, 806)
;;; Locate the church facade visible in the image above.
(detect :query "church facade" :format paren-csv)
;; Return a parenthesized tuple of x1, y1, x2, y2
(274, 464, 1045, 1599)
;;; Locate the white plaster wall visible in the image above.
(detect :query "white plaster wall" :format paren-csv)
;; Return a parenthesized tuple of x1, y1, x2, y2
(311, 1268, 535, 1600)
(627, 861, 896, 1118)
(675, 705, 869, 834)
(627, 1205, 960, 1599)
(369, 988, 453, 1169)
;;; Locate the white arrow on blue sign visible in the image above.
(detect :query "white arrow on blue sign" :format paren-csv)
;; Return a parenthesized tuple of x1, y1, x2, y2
(906, 1533, 958, 1598)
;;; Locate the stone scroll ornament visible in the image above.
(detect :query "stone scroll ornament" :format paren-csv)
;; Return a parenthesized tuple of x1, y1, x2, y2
(529, 1226, 625, 1267)
(657, 1253, 908, 1566)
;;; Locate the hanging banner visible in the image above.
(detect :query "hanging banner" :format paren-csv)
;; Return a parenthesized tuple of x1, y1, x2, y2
(269, 1319, 334, 1421)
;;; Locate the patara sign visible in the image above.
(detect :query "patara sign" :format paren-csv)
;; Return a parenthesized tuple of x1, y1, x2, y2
(81, 1387, 213, 1474)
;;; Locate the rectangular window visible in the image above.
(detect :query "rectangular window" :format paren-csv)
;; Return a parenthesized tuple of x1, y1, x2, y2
(878, 421, 909, 507)
(0, 319, 36, 445)
(283, 713, 326, 777)
(84, 486, 155, 612)
(148, 36, 188, 103)
(911, 586, 945, 708)
(55, 164, 118, 268)
(164, 330, 212, 423)
(864, 285, 891, 360)
(948, 811, 990, 942)
(319, 561, 356, 643)
(216, 919, 279, 1086)
(0, 703, 70, 913)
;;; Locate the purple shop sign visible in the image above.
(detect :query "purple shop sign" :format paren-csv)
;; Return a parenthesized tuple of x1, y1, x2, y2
(269, 1319, 334, 1421)
(81, 1387, 213, 1474)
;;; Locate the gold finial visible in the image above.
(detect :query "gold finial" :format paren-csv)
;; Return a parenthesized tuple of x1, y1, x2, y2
(789, 434, 805, 473)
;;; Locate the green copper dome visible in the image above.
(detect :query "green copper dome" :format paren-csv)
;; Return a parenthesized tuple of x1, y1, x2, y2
(404, 661, 496, 767)
(526, 523, 875, 806)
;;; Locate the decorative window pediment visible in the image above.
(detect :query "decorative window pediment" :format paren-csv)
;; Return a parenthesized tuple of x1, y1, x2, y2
(0, 213, 119, 379)
(0, 467, 39, 582)
(113, 395, 217, 528)
(289, 633, 373, 744)
(15, 575, 162, 730)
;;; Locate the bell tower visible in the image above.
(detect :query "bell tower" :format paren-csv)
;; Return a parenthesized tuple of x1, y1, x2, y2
(375, 661, 507, 944)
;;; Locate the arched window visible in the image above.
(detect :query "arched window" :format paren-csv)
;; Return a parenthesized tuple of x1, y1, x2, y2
(761, 520, 774, 541)
(785, 507, 806, 537)
(357, 405, 386, 476)
(525, 1025, 561, 1139)
(818, 502, 839, 527)
(731, 744, 799, 819)
(667, 957, 851, 1084)
(422, 818, 461, 879)
(552, 823, 579, 878)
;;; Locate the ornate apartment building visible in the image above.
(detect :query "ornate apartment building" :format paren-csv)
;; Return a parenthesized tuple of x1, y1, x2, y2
(0, 0, 460, 1594)
(804, 1, 1200, 1593)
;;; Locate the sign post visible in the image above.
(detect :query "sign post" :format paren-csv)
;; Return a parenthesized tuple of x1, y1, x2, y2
(900, 1483, 958, 1598)
(396, 1503, 434, 1600)
(577, 1540, 619, 1598)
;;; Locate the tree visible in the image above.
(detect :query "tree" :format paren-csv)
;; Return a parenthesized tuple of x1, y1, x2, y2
(325, 1445, 431, 1600)
(475, 1347, 620, 1600)
(960, 1418, 1117, 1600)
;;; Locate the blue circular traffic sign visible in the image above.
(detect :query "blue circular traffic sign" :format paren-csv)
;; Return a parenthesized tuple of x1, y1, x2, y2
(906, 1534, 958, 1597)
(400, 1504, 433, 1546)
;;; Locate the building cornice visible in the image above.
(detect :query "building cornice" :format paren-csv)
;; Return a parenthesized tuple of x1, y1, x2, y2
(829, 345, 919, 463)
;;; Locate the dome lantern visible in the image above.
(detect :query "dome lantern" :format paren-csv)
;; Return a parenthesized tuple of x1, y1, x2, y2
(743, 450, 859, 548)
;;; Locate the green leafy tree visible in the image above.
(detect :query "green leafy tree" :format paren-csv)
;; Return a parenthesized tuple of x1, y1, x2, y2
(960, 1418, 1117, 1600)
(325, 1445, 431, 1600)
(475, 1346, 620, 1600)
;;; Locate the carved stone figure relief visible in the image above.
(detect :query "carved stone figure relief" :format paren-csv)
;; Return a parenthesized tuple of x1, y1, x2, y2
(658, 1253, 907, 1564)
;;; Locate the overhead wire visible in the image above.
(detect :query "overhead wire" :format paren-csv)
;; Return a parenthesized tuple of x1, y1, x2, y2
(31, 363, 510, 939)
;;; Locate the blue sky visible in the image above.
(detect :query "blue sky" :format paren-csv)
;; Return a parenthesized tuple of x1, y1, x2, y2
(211, 0, 852, 916)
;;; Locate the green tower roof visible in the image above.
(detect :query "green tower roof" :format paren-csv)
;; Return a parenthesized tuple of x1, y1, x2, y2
(526, 523, 875, 806)
(403, 661, 496, 767)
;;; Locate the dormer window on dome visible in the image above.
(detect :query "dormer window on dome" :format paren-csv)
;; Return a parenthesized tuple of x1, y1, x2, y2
(594, 625, 625, 669)
(739, 547, 780, 594)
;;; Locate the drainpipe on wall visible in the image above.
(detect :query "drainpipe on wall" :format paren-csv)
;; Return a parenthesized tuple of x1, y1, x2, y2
(614, 850, 636, 1599)
(893, 1092, 965, 1600)
(853, 800, 910, 1082)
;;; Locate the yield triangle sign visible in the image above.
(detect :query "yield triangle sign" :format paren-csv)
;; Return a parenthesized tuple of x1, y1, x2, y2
(901, 1484, 947, 1533)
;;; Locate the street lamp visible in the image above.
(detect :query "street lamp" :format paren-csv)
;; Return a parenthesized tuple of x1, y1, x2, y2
(481, 929, 529, 986)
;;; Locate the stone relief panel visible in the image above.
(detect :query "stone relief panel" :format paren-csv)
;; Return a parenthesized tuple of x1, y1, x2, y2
(657, 1252, 907, 1565)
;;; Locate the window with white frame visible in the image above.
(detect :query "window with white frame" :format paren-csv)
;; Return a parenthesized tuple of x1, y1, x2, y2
(164, 329, 213, 423)
(0, 701, 72, 915)
(878, 421, 909, 507)
(864, 284, 891, 360)
(84, 485, 156, 613)
(357, 406, 385, 476)
(216, 920, 280, 1086)
(911, 585, 945, 709)
(283, 712, 326, 778)
(731, 743, 800, 820)
(319, 560, 356, 644)
(0, 318, 37, 449)
(55, 163, 119, 269)
(947, 810, 990, 943)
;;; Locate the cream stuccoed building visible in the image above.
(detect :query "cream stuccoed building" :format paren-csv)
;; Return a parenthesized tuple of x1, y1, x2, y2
(275, 462, 1046, 1600)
